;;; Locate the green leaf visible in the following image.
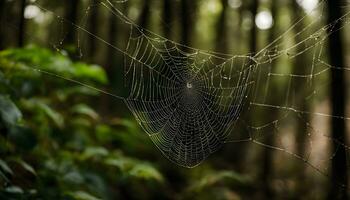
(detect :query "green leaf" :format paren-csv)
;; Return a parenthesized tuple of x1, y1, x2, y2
(56, 86, 100, 101)
(81, 147, 109, 160)
(63, 171, 84, 184)
(4, 186, 24, 194)
(16, 159, 36, 176)
(129, 164, 164, 182)
(0, 95, 22, 127)
(0, 159, 13, 175)
(73, 63, 108, 84)
(190, 170, 249, 192)
(71, 104, 99, 120)
(21, 98, 64, 128)
(104, 157, 134, 172)
(38, 102, 64, 128)
(68, 191, 102, 200)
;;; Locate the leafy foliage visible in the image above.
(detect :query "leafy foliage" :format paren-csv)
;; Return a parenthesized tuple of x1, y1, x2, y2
(0, 47, 166, 199)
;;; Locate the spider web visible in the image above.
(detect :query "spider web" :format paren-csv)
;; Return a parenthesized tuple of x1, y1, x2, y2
(12, 0, 350, 187)
(122, 27, 257, 166)
(93, 0, 257, 167)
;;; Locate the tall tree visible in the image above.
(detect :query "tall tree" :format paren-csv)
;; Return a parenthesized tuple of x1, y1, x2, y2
(162, 0, 173, 40)
(105, 7, 119, 78)
(180, 0, 196, 46)
(327, 0, 348, 199)
(291, 1, 311, 197)
(87, 0, 100, 62)
(139, 0, 151, 29)
(64, 0, 79, 46)
(215, 0, 228, 53)
(260, 1, 277, 199)
(0, 0, 6, 49)
(248, 0, 258, 55)
(217, 0, 245, 170)
(110, 2, 128, 75)
(100, 2, 130, 115)
(18, 0, 26, 47)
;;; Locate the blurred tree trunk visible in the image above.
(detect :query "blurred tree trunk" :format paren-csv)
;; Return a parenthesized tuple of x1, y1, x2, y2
(0, 0, 6, 136)
(18, 0, 26, 47)
(327, 0, 348, 199)
(0, 0, 6, 49)
(248, 0, 258, 55)
(105, 9, 118, 78)
(139, 0, 151, 29)
(100, 3, 128, 115)
(291, 1, 310, 197)
(215, 0, 228, 53)
(102, 2, 128, 72)
(0, 1, 18, 48)
(87, 0, 99, 62)
(180, 0, 196, 46)
(216, 0, 243, 170)
(64, 0, 79, 46)
(260, 1, 277, 199)
(162, 0, 173, 40)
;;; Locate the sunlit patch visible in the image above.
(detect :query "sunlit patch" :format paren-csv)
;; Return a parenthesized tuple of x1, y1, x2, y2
(297, 0, 319, 12)
(24, 5, 40, 19)
(228, 0, 242, 9)
(255, 10, 274, 30)
(205, 0, 222, 14)
(24, 5, 46, 23)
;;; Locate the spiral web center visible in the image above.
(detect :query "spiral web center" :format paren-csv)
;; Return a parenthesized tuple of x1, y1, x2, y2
(186, 82, 193, 89)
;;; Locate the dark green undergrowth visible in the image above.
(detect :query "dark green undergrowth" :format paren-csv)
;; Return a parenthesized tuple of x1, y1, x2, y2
(0, 46, 249, 200)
